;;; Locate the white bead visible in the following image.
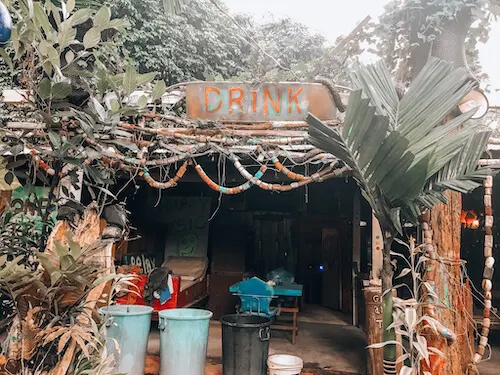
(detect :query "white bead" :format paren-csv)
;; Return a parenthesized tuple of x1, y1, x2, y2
(485, 300, 492, 309)
(483, 279, 492, 291)
(486, 257, 495, 268)
(480, 336, 489, 346)
(485, 247, 493, 257)
(474, 353, 482, 363)
(483, 317, 491, 328)
(486, 216, 494, 228)
(485, 176, 493, 188)
(485, 195, 492, 207)
(485, 235, 493, 248)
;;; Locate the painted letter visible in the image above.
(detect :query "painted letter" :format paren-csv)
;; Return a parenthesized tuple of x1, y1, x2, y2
(229, 87, 244, 114)
(264, 88, 281, 115)
(205, 87, 222, 113)
(288, 87, 303, 114)
(252, 90, 258, 113)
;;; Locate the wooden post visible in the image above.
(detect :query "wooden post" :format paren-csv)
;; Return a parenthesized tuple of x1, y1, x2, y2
(364, 285, 384, 375)
(371, 212, 383, 284)
(430, 191, 474, 374)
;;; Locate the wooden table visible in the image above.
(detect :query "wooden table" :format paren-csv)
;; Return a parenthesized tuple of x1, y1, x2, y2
(273, 283, 303, 344)
(229, 282, 303, 344)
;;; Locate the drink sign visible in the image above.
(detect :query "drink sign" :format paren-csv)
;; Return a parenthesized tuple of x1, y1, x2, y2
(186, 82, 337, 122)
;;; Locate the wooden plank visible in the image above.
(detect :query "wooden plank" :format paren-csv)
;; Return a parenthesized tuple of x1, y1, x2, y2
(186, 82, 337, 122)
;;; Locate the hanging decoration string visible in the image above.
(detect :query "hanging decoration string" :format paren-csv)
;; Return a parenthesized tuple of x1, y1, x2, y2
(468, 175, 495, 374)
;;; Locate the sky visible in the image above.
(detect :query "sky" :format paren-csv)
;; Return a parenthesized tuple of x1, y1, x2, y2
(224, 0, 500, 105)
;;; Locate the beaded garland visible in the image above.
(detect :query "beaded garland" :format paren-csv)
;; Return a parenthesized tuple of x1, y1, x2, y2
(468, 175, 494, 374)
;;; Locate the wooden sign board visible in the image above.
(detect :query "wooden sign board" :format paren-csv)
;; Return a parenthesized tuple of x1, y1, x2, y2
(164, 197, 211, 258)
(121, 253, 157, 274)
(186, 82, 337, 122)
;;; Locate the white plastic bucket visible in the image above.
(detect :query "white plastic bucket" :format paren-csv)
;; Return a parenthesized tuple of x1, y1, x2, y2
(267, 354, 304, 375)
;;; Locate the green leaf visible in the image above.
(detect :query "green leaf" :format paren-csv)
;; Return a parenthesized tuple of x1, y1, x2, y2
(136, 72, 157, 87)
(69, 9, 93, 27)
(91, 97, 107, 122)
(33, 3, 54, 36)
(151, 80, 167, 102)
(83, 27, 101, 49)
(48, 131, 62, 149)
(58, 21, 77, 49)
(46, 1, 61, 26)
(65, 50, 75, 64)
(38, 40, 51, 56)
(106, 18, 130, 31)
(40, 43, 60, 68)
(52, 82, 72, 99)
(93, 6, 111, 29)
(110, 99, 120, 112)
(137, 95, 148, 108)
(39, 78, 52, 100)
(122, 66, 138, 95)
(67, 0, 76, 13)
(107, 139, 139, 152)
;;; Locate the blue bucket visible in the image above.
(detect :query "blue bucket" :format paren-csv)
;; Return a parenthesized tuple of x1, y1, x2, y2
(159, 308, 213, 375)
(100, 305, 153, 375)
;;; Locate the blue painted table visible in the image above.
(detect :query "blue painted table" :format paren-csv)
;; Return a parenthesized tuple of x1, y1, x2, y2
(229, 281, 303, 344)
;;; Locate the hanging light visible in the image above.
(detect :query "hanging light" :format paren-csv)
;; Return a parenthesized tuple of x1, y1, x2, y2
(459, 90, 489, 119)
(461, 210, 480, 229)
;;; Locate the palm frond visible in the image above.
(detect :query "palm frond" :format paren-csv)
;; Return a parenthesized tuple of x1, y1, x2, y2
(308, 58, 495, 233)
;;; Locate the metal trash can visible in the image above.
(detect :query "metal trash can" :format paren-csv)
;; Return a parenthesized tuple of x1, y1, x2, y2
(221, 314, 272, 375)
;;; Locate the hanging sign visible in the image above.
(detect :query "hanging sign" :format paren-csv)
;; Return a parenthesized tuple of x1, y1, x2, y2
(185, 82, 337, 122)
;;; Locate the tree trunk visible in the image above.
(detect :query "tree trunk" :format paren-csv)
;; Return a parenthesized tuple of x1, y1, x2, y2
(430, 191, 474, 374)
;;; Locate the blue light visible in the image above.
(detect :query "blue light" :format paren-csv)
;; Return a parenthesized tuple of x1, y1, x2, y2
(319, 265, 324, 271)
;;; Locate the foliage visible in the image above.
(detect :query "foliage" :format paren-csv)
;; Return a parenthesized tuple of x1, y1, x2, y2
(0, 0, 168, 207)
(357, 0, 499, 83)
(308, 58, 492, 234)
(110, 0, 252, 85)
(308, 58, 496, 366)
(0, 209, 135, 374)
(0, 206, 52, 259)
(369, 238, 448, 375)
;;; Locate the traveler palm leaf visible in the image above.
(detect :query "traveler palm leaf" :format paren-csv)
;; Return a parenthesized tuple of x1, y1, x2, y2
(308, 58, 493, 233)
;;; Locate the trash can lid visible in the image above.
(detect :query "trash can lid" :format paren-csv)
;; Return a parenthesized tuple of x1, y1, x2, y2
(220, 314, 272, 328)
(99, 305, 154, 316)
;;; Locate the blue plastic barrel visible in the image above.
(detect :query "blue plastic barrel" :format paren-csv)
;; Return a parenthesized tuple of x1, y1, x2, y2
(159, 308, 213, 375)
(100, 305, 153, 375)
